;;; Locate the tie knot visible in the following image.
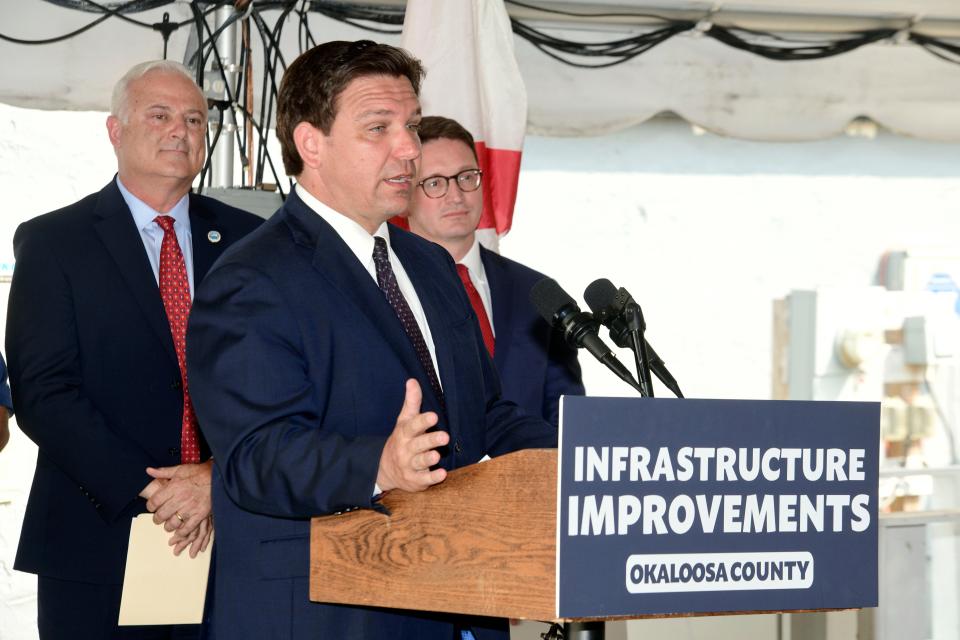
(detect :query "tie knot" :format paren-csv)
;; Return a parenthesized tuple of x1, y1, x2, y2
(154, 215, 176, 233)
(372, 236, 389, 262)
(456, 263, 471, 284)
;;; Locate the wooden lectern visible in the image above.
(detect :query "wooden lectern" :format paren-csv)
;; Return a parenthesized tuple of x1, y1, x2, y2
(310, 449, 561, 621)
(310, 393, 880, 627)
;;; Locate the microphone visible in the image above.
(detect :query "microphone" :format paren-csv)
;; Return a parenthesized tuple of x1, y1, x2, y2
(584, 279, 684, 398)
(529, 278, 642, 393)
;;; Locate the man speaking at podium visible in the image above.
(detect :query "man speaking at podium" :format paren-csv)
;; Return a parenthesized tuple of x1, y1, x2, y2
(187, 40, 556, 640)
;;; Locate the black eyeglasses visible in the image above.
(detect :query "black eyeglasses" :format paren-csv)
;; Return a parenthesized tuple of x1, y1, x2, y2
(417, 169, 483, 199)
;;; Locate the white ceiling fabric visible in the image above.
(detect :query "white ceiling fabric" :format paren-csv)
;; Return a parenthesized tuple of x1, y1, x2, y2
(1, 1, 959, 141)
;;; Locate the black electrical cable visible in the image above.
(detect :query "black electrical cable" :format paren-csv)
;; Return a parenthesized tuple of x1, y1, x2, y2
(196, 5, 258, 191)
(9, 0, 960, 69)
(512, 18, 694, 68)
(506, 0, 675, 23)
(1, 0, 210, 46)
(309, 1, 405, 25)
(250, 8, 285, 185)
(19, 0, 960, 69)
(41, 0, 177, 12)
(45, 0, 168, 29)
(239, 107, 288, 196)
(187, 2, 288, 193)
(159, 12, 173, 59)
(707, 25, 897, 61)
(187, 1, 206, 86)
(252, 3, 296, 186)
(251, 2, 300, 185)
(0, 12, 111, 44)
(198, 102, 226, 193)
(253, 14, 278, 185)
(10, 0, 960, 187)
(297, 5, 311, 53)
(234, 21, 252, 186)
(910, 33, 960, 66)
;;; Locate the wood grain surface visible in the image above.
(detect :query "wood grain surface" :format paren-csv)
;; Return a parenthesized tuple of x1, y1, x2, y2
(310, 449, 558, 620)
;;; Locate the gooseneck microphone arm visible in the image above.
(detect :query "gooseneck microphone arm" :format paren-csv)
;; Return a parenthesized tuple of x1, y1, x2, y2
(623, 302, 654, 397)
(529, 278, 644, 395)
(583, 278, 685, 399)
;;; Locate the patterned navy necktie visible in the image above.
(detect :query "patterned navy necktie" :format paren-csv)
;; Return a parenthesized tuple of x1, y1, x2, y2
(372, 236, 444, 406)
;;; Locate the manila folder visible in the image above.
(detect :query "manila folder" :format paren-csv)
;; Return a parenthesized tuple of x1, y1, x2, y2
(118, 513, 212, 625)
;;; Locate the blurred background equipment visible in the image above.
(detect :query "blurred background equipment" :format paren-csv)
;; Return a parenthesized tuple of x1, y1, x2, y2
(774, 247, 960, 640)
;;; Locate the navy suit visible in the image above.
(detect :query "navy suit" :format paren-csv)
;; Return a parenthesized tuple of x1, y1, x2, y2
(6, 181, 261, 633)
(480, 246, 584, 426)
(187, 190, 557, 640)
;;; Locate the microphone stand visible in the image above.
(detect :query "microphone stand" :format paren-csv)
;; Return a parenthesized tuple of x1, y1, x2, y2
(562, 315, 645, 396)
(623, 303, 654, 397)
(543, 621, 605, 640)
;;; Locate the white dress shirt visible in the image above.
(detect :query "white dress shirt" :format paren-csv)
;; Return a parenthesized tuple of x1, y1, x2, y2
(295, 184, 441, 380)
(116, 176, 195, 297)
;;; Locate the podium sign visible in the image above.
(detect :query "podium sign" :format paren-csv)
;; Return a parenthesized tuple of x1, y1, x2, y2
(557, 397, 879, 618)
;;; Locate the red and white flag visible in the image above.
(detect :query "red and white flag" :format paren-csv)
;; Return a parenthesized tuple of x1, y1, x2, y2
(401, 0, 526, 246)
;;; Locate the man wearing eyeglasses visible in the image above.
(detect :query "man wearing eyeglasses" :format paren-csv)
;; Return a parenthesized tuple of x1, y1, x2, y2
(406, 116, 584, 427)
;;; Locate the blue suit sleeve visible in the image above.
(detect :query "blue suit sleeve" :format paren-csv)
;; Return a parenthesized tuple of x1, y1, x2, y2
(542, 329, 585, 427)
(482, 351, 559, 455)
(187, 262, 387, 518)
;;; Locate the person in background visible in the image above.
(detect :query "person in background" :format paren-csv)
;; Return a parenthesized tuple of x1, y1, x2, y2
(405, 115, 584, 426)
(0, 353, 12, 452)
(5, 60, 261, 639)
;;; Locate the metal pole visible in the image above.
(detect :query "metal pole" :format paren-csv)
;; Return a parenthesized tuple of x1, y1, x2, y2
(211, 5, 238, 188)
(563, 621, 605, 640)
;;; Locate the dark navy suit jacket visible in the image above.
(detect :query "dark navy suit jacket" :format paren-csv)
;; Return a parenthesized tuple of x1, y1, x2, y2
(187, 190, 556, 640)
(480, 246, 584, 426)
(6, 180, 262, 584)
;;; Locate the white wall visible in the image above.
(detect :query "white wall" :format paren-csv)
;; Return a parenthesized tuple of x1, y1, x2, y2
(505, 120, 959, 400)
(1, 103, 958, 639)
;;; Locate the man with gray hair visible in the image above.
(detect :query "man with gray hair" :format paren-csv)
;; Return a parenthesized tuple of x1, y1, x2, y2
(6, 60, 261, 639)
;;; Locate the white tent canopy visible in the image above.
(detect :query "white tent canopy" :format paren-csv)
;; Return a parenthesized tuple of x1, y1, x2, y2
(1, 0, 960, 141)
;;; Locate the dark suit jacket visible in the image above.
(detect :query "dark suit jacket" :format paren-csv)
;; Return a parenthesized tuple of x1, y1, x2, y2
(186, 190, 556, 640)
(6, 179, 262, 584)
(481, 246, 584, 426)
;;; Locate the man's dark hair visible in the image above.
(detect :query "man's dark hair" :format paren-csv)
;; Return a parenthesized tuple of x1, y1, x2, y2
(276, 40, 425, 176)
(417, 116, 479, 163)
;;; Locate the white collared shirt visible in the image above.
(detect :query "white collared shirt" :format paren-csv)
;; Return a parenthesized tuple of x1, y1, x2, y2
(295, 184, 440, 380)
(457, 238, 495, 336)
(117, 176, 195, 297)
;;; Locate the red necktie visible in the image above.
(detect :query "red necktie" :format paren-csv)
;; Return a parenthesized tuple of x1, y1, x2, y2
(155, 216, 200, 464)
(456, 264, 495, 357)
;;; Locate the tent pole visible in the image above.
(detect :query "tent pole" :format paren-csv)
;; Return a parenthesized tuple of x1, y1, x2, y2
(211, 4, 238, 189)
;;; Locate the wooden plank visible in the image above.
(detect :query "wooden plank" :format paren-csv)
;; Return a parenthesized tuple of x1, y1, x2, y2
(310, 448, 558, 621)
